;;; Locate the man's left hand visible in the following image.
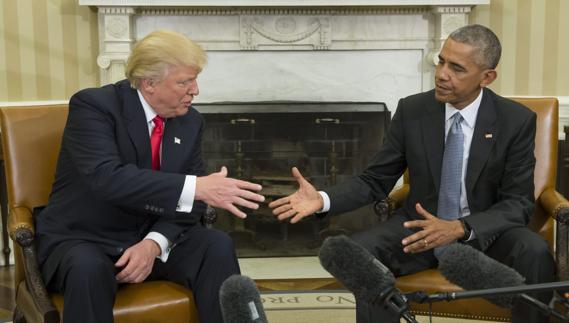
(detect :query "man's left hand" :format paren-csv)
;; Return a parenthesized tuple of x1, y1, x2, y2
(401, 203, 464, 253)
(115, 239, 161, 283)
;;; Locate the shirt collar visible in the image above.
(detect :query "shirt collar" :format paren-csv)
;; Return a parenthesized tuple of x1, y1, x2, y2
(444, 89, 483, 129)
(137, 89, 158, 124)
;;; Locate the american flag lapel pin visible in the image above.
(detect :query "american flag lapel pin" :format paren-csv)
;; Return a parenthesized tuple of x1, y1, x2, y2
(174, 137, 181, 144)
(485, 133, 493, 139)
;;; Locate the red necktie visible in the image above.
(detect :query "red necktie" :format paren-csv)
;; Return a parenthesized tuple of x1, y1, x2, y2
(151, 116, 164, 170)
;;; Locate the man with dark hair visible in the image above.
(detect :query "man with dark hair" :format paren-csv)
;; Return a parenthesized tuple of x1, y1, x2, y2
(270, 24, 554, 323)
(36, 30, 265, 323)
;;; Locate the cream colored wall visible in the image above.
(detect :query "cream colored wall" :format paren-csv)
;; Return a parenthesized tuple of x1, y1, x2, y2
(0, 0, 99, 102)
(0, 0, 567, 102)
(471, 0, 569, 96)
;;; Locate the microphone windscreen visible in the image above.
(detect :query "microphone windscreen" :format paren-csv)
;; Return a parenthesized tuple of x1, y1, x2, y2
(438, 243, 525, 308)
(219, 275, 268, 323)
(318, 235, 395, 303)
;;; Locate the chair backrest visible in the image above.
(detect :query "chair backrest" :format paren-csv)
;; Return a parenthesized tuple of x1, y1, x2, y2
(509, 97, 559, 246)
(0, 105, 68, 285)
(0, 105, 68, 210)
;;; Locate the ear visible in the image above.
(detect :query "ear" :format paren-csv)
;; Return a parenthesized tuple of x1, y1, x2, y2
(479, 69, 497, 88)
(140, 78, 156, 94)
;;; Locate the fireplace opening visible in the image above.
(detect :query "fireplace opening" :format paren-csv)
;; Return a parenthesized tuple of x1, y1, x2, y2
(195, 101, 389, 257)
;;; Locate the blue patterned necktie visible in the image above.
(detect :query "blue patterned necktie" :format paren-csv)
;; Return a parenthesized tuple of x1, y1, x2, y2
(435, 113, 464, 257)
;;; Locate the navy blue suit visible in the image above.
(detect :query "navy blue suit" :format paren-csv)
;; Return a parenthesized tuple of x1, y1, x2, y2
(36, 80, 239, 323)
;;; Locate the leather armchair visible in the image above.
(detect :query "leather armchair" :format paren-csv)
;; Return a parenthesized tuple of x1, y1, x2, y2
(375, 97, 569, 321)
(0, 105, 213, 323)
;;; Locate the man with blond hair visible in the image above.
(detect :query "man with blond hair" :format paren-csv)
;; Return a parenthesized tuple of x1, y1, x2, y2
(36, 30, 265, 323)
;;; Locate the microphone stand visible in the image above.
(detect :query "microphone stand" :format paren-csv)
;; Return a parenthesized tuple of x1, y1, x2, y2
(405, 281, 569, 322)
(376, 287, 419, 323)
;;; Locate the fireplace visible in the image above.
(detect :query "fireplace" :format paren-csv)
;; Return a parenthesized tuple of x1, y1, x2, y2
(195, 101, 389, 257)
(80, 0, 488, 256)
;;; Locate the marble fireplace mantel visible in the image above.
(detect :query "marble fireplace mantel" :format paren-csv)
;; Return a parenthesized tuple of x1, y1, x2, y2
(79, 0, 489, 110)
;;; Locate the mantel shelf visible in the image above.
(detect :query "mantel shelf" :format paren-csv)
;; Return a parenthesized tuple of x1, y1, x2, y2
(79, 0, 488, 7)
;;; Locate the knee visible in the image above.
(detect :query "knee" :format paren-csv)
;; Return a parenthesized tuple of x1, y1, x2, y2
(203, 229, 236, 258)
(517, 237, 552, 262)
(65, 254, 116, 286)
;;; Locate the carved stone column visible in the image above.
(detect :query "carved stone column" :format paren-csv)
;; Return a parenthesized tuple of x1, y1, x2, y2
(97, 7, 136, 85)
(429, 6, 471, 65)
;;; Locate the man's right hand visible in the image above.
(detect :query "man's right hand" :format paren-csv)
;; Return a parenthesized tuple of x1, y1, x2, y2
(195, 166, 264, 218)
(269, 167, 323, 224)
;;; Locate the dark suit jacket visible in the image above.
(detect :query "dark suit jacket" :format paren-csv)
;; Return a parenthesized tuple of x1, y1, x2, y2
(36, 79, 207, 284)
(324, 88, 536, 251)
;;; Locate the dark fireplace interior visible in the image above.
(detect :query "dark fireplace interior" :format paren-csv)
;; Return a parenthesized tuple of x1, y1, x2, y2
(195, 101, 390, 257)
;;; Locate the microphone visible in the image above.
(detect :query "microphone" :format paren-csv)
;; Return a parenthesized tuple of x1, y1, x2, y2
(437, 243, 526, 308)
(219, 274, 268, 323)
(318, 235, 417, 323)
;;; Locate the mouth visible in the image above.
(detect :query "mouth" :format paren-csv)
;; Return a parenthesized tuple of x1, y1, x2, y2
(435, 83, 451, 94)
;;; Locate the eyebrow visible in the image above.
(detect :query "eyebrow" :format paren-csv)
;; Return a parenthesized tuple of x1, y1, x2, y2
(438, 55, 466, 71)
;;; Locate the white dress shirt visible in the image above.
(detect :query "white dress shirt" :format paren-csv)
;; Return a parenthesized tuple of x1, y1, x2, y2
(137, 90, 197, 262)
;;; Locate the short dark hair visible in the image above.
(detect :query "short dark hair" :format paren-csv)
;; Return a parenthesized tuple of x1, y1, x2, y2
(448, 24, 501, 69)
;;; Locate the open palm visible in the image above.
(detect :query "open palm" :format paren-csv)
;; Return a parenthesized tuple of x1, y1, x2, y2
(268, 167, 323, 223)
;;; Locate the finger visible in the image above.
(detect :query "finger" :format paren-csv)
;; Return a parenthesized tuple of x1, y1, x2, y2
(403, 219, 427, 229)
(232, 196, 260, 210)
(291, 167, 305, 183)
(272, 202, 293, 215)
(236, 189, 265, 202)
(235, 179, 263, 192)
(290, 212, 309, 224)
(116, 266, 133, 282)
(132, 270, 150, 284)
(401, 231, 428, 246)
(404, 240, 429, 253)
(415, 203, 435, 219)
(225, 204, 247, 219)
(114, 251, 129, 268)
(219, 166, 228, 177)
(277, 209, 298, 221)
(269, 196, 290, 209)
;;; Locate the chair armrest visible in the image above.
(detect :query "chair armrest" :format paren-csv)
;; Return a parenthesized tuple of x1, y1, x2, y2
(8, 205, 35, 238)
(538, 188, 569, 225)
(9, 207, 59, 323)
(538, 188, 569, 282)
(201, 205, 217, 229)
(373, 184, 410, 222)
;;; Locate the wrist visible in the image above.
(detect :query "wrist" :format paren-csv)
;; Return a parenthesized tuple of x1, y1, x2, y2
(144, 239, 162, 257)
(458, 218, 471, 242)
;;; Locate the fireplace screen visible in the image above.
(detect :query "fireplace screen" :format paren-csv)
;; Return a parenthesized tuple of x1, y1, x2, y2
(195, 101, 389, 257)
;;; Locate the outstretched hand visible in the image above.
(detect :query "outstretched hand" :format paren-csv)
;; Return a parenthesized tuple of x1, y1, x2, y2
(268, 167, 323, 224)
(401, 203, 464, 253)
(195, 166, 265, 219)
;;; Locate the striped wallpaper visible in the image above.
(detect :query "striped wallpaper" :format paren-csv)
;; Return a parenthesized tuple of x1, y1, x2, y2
(0, 0, 567, 102)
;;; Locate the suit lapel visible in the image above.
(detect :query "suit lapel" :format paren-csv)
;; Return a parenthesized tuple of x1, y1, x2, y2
(121, 84, 153, 169)
(466, 88, 497, 193)
(161, 117, 186, 172)
(422, 97, 446, 192)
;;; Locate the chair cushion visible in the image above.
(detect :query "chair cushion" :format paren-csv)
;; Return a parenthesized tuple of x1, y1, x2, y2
(50, 280, 199, 323)
(396, 269, 510, 321)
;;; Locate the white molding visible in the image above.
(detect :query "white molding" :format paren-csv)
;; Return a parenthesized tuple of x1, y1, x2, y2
(0, 100, 68, 107)
(80, 0, 489, 6)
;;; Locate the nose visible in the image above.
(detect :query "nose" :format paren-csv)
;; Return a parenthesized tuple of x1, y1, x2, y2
(188, 80, 199, 96)
(435, 64, 449, 82)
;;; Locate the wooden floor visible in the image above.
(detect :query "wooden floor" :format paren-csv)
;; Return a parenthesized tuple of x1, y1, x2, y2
(0, 265, 14, 321)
